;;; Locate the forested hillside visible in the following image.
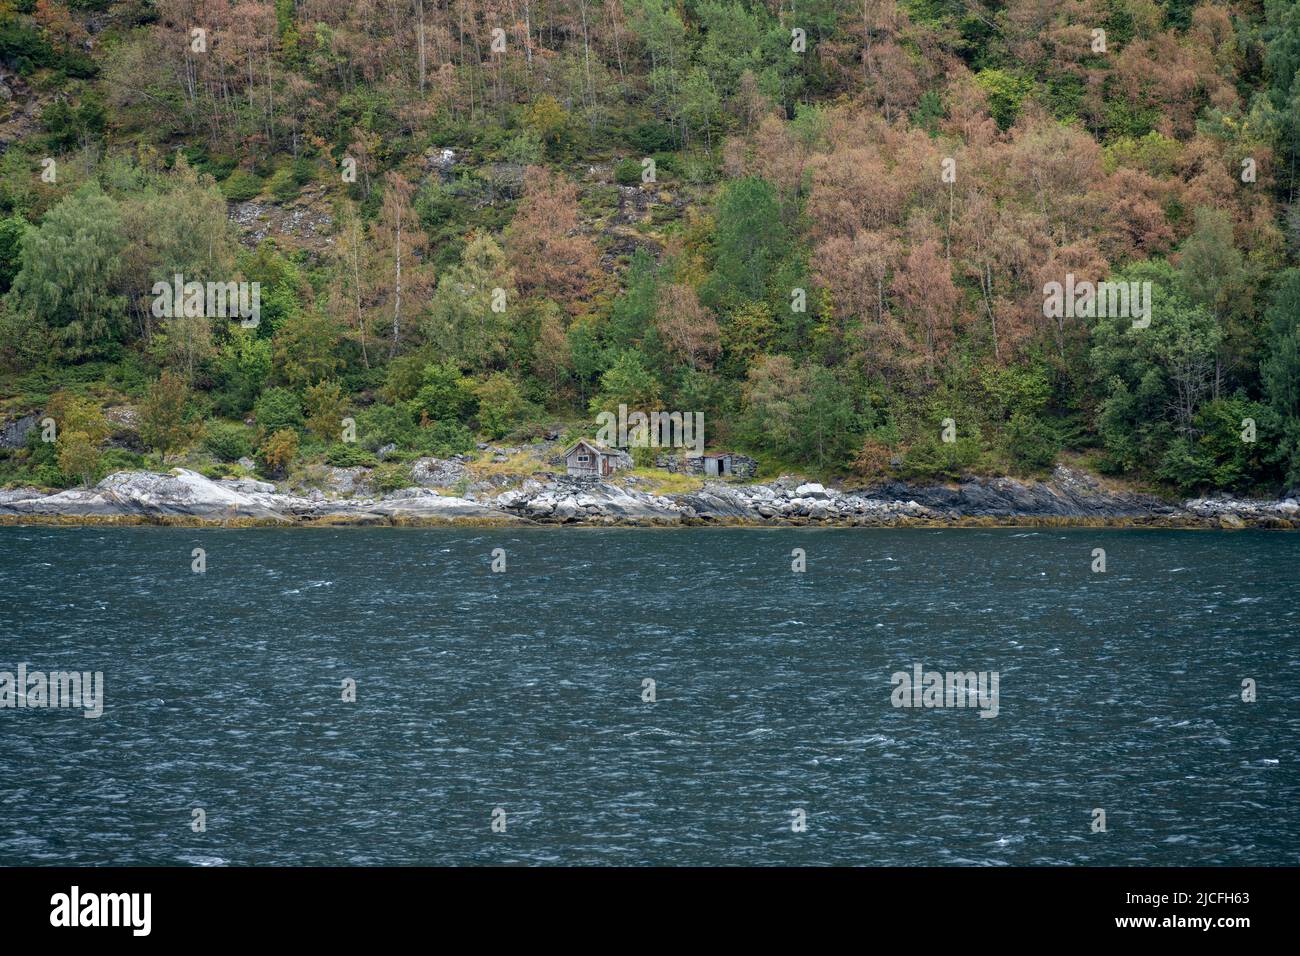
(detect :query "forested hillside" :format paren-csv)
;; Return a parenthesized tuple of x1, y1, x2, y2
(1, 0, 1298, 495)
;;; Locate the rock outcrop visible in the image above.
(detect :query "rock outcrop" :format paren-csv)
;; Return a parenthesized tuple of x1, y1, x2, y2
(0, 414, 39, 449)
(1, 465, 1297, 529)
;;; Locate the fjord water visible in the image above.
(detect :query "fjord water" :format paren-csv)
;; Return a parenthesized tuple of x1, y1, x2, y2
(1, 526, 1296, 866)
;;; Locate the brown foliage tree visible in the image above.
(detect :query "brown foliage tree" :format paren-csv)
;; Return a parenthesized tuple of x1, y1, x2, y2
(505, 166, 601, 310)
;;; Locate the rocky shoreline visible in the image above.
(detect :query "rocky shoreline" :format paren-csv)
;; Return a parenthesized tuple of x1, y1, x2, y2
(1, 465, 1297, 530)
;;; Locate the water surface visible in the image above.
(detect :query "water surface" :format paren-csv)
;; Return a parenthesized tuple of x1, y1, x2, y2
(1, 526, 1296, 865)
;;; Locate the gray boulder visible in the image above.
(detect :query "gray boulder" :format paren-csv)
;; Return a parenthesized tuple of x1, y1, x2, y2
(409, 457, 468, 487)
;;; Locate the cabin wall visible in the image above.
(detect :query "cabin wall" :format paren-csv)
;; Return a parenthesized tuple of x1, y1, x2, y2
(566, 454, 598, 476)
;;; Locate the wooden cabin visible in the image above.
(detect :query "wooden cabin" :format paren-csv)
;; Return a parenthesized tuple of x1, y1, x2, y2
(562, 439, 625, 478)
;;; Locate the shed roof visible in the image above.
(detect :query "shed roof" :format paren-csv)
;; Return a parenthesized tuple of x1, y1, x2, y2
(562, 439, 614, 458)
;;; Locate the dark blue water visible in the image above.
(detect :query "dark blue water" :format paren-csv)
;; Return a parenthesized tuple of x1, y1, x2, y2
(0, 526, 1296, 865)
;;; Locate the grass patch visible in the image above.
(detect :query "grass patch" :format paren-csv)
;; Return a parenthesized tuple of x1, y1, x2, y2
(623, 467, 704, 495)
(469, 449, 550, 480)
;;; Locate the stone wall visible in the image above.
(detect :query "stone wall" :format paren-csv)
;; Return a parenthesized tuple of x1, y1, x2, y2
(654, 453, 758, 479)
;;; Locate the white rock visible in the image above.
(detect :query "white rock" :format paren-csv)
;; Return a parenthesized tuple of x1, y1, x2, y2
(795, 482, 828, 498)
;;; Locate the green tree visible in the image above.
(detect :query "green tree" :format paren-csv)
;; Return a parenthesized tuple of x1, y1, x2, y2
(254, 387, 304, 434)
(1091, 262, 1221, 477)
(740, 357, 861, 469)
(974, 69, 1034, 129)
(681, 67, 721, 148)
(46, 392, 110, 446)
(57, 432, 101, 488)
(474, 373, 526, 439)
(8, 184, 126, 361)
(212, 329, 272, 416)
(355, 403, 416, 452)
(703, 177, 788, 307)
(567, 320, 605, 406)
(411, 361, 475, 423)
(1261, 270, 1300, 489)
(422, 234, 515, 370)
(1177, 208, 1248, 396)
(589, 350, 663, 415)
(203, 421, 254, 462)
(607, 248, 661, 351)
(44, 392, 108, 485)
(0, 215, 26, 294)
(273, 310, 342, 388)
(139, 370, 191, 458)
(797, 367, 862, 470)
(304, 380, 349, 443)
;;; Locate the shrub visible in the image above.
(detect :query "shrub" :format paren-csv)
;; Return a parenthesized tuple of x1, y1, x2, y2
(254, 387, 303, 434)
(98, 447, 145, 474)
(898, 430, 981, 481)
(615, 158, 643, 185)
(410, 361, 475, 423)
(203, 422, 254, 462)
(1005, 412, 1060, 471)
(502, 130, 545, 165)
(267, 167, 300, 202)
(32, 462, 64, 488)
(852, 437, 896, 479)
(414, 421, 475, 457)
(629, 121, 676, 154)
(371, 462, 413, 493)
(256, 428, 299, 478)
(221, 170, 263, 202)
(0, 20, 56, 74)
(355, 403, 415, 451)
(325, 443, 378, 468)
(304, 380, 348, 442)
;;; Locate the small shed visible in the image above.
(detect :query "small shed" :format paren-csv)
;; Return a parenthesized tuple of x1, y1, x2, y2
(698, 451, 757, 478)
(562, 439, 625, 478)
(700, 452, 735, 477)
(653, 450, 758, 479)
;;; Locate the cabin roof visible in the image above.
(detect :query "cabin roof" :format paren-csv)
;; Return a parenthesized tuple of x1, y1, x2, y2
(562, 439, 614, 458)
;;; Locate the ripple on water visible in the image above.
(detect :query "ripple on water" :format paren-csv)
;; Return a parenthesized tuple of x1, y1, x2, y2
(0, 526, 1297, 866)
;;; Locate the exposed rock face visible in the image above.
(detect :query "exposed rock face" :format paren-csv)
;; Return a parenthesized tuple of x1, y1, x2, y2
(1185, 496, 1300, 525)
(0, 414, 39, 449)
(0, 470, 288, 521)
(409, 457, 469, 488)
(217, 478, 276, 495)
(424, 146, 456, 181)
(495, 478, 679, 523)
(859, 466, 1176, 520)
(229, 186, 334, 251)
(0, 469, 523, 524)
(1, 465, 1297, 529)
(322, 467, 371, 497)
